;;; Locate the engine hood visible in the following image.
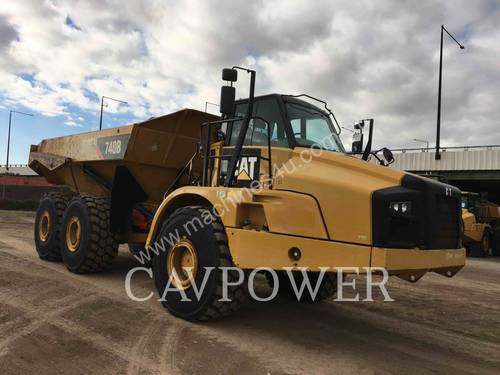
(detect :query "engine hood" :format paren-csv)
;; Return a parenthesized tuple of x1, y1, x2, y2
(275, 148, 404, 245)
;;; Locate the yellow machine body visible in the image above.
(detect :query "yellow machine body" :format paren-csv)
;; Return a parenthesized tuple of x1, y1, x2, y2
(146, 145, 465, 281)
(30, 108, 465, 282)
(462, 209, 489, 244)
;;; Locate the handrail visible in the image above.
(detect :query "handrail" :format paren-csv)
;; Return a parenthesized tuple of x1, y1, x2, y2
(164, 147, 199, 197)
(200, 115, 273, 189)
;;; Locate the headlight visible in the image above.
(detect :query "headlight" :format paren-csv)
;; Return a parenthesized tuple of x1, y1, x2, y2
(389, 201, 412, 214)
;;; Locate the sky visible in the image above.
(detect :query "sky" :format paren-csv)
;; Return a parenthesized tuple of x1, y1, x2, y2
(0, 0, 499, 164)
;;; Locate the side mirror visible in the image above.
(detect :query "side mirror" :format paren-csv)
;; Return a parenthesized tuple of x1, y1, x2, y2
(382, 147, 394, 165)
(222, 68, 238, 82)
(220, 86, 235, 116)
(354, 121, 365, 131)
(351, 132, 364, 153)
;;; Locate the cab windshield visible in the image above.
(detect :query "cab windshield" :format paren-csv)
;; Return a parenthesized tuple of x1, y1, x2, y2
(286, 102, 345, 152)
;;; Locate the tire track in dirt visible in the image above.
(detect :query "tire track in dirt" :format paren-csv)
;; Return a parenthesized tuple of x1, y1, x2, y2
(0, 294, 97, 353)
(0, 279, 160, 373)
(125, 318, 167, 375)
(157, 322, 184, 375)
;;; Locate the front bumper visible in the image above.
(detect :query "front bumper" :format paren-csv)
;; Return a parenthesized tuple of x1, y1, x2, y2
(370, 247, 465, 281)
(227, 228, 465, 281)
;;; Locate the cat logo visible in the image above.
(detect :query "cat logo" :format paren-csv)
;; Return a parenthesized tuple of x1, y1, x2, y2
(236, 156, 258, 181)
(220, 148, 261, 187)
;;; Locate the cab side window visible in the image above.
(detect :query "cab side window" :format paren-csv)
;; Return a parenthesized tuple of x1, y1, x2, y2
(229, 97, 289, 147)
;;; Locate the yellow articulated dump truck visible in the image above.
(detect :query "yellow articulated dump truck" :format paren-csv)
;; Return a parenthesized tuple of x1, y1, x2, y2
(29, 67, 465, 321)
(461, 192, 500, 257)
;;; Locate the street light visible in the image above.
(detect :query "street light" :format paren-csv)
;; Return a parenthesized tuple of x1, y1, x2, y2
(204, 101, 219, 112)
(435, 25, 465, 160)
(6, 110, 34, 171)
(413, 138, 429, 151)
(99, 96, 128, 130)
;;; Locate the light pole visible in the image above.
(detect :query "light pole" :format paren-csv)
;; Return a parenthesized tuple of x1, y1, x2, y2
(99, 96, 128, 130)
(435, 25, 465, 160)
(413, 138, 429, 151)
(6, 110, 34, 171)
(204, 101, 219, 112)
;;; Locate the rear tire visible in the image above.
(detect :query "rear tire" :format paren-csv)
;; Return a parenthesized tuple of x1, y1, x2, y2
(34, 192, 70, 261)
(61, 196, 119, 273)
(266, 270, 338, 303)
(152, 206, 246, 321)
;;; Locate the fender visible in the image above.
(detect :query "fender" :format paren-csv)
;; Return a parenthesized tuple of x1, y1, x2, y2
(145, 186, 329, 248)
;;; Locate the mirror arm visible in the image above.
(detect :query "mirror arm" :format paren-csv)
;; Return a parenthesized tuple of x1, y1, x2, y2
(370, 147, 395, 167)
(361, 119, 374, 161)
(370, 152, 385, 166)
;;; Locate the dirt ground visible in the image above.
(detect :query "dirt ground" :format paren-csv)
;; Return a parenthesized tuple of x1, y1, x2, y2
(0, 210, 499, 375)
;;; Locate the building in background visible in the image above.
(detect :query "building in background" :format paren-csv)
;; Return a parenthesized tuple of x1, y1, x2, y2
(0, 164, 67, 209)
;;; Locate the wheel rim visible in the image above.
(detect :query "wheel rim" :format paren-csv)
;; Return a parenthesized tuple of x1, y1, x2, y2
(66, 216, 81, 252)
(39, 211, 51, 242)
(167, 240, 198, 290)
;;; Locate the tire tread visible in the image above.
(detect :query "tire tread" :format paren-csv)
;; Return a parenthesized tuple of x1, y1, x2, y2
(67, 195, 119, 273)
(36, 192, 71, 261)
(159, 206, 246, 321)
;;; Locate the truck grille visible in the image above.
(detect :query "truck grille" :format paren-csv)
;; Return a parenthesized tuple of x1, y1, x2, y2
(372, 175, 462, 250)
(428, 196, 460, 249)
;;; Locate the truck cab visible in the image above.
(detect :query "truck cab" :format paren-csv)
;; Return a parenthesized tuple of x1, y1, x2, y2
(212, 94, 344, 188)
(229, 94, 343, 151)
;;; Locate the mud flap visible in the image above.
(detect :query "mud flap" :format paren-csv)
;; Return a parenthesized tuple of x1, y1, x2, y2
(110, 166, 148, 235)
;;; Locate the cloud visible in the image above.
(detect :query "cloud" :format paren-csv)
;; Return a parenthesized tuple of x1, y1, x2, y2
(0, 0, 498, 151)
(0, 14, 18, 49)
(64, 120, 82, 127)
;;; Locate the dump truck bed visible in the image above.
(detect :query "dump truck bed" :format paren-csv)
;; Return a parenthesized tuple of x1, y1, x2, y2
(29, 109, 218, 212)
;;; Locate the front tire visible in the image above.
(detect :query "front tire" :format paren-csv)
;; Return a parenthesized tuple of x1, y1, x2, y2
(34, 192, 71, 261)
(152, 207, 246, 321)
(60, 196, 119, 273)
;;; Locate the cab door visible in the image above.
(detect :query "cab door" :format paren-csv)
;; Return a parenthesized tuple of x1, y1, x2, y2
(219, 96, 291, 187)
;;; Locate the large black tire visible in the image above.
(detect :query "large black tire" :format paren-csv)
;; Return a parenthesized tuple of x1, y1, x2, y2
(266, 270, 338, 303)
(491, 226, 500, 256)
(468, 231, 491, 258)
(152, 207, 246, 321)
(60, 196, 119, 273)
(34, 192, 71, 261)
